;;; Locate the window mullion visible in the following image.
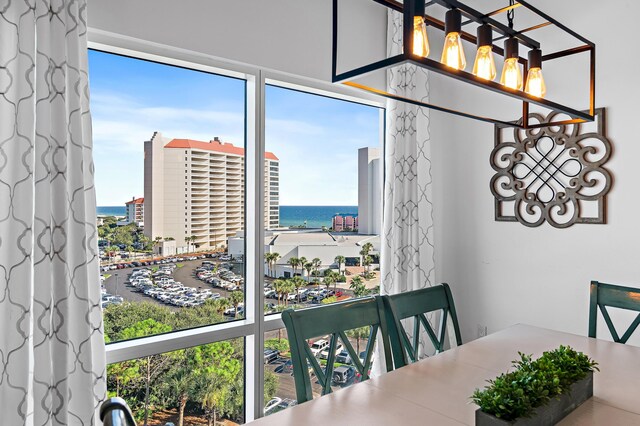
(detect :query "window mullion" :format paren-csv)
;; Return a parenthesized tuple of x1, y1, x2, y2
(244, 69, 267, 423)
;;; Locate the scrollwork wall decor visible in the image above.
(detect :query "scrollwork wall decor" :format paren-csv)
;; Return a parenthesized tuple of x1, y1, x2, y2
(490, 109, 612, 228)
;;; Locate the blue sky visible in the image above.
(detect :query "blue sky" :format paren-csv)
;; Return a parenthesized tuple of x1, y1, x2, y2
(89, 50, 381, 206)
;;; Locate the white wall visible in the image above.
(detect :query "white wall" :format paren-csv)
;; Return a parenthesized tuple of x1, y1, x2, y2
(432, 0, 640, 345)
(87, 0, 387, 84)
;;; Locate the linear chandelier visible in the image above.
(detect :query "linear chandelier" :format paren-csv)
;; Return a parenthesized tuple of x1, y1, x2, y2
(332, 0, 596, 129)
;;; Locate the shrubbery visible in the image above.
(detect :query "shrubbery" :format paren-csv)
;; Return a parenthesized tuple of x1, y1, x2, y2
(105, 301, 277, 424)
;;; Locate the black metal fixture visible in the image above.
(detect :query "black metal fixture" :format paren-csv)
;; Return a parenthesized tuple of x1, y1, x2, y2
(331, 0, 596, 129)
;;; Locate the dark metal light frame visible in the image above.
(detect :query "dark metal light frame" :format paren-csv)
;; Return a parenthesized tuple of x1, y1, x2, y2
(332, 0, 596, 129)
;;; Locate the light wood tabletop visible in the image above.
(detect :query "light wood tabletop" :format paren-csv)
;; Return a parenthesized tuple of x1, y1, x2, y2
(248, 324, 640, 425)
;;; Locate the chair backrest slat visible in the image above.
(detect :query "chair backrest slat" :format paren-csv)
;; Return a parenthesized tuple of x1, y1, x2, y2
(383, 283, 462, 369)
(282, 296, 394, 404)
(589, 280, 640, 344)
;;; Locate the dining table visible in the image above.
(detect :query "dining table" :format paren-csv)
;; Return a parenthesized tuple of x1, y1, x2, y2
(248, 323, 640, 425)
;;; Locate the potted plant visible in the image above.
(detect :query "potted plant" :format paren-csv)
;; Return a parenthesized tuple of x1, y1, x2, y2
(472, 345, 598, 425)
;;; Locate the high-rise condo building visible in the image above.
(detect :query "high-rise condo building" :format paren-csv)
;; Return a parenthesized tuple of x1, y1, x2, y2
(125, 197, 144, 226)
(144, 132, 279, 252)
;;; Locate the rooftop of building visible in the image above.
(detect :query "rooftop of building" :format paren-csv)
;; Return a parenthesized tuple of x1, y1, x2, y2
(164, 137, 278, 161)
(268, 231, 378, 247)
(125, 197, 144, 205)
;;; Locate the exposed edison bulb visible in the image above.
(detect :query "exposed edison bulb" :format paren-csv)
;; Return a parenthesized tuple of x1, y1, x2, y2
(525, 67, 546, 97)
(441, 32, 466, 70)
(500, 57, 522, 90)
(413, 16, 429, 58)
(472, 45, 496, 81)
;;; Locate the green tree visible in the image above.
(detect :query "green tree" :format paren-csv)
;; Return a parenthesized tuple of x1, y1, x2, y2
(363, 255, 373, 274)
(287, 256, 300, 278)
(265, 252, 281, 278)
(291, 276, 306, 304)
(229, 291, 244, 318)
(298, 256, 308, 280)
(119, 319, 174, 426)
(334, 255, 346, 276)
(323, 274, 335, 293)
(212, 297, 231, 314)
(346, 326, 370, 354)
(312, 258, 321, 284)
(350, 276, 368, 298)
(265, 338, 289, 354)
(303, 262, 313, 284)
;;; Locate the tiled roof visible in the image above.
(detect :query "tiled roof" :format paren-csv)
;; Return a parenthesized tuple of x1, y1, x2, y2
(165, 138, 279, 161)
(125, 197, 144, 205)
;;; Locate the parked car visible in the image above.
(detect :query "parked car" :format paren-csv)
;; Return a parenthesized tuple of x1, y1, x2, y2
(332, 365, 356, 385)
(265, 398, 297, 415)
(309, 339, 329, 356)
(264, 349, 279, 364)
(319, 343, 344, 360)
(263, 397, 282, 414)
(336, 349, 351, 364)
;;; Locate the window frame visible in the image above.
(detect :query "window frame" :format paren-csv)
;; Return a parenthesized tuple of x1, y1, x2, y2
(89, 28, 385, 422)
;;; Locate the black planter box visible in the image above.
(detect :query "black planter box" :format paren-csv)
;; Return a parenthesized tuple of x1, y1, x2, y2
(475, 371, 593, 426)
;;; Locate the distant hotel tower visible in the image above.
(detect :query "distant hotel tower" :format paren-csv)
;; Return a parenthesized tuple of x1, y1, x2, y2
(332, 214, 358, 232)
(144, 132, 279, 252)
(125, 196, 144, 226)
(358, 147, 381, 235)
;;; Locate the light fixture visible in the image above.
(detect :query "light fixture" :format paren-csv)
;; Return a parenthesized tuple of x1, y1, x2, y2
(441, 9, 466, 70)
(412, 0, 430, 57)
(525, 49, 546, 98)
(331, 0, 596, 129)
(472, 24, 496, 81)
(500, 38, 522, 90)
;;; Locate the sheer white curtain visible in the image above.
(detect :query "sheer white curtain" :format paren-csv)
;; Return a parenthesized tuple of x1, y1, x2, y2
(379, 9, 437, 361)
(0, 1, 106, 424)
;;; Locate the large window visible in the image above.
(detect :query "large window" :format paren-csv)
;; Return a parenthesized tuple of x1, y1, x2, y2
(262, 85, 383, 313)
(90, 50, 247, 344)
(92, 36, 384, 423)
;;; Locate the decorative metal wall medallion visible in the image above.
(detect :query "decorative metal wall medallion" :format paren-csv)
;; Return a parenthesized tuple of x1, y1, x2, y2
(490, 108, 612, 228)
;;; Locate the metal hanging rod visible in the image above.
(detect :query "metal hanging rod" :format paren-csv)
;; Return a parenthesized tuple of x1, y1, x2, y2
(461, 2, 522, 26)
(493, 21, 553, 43)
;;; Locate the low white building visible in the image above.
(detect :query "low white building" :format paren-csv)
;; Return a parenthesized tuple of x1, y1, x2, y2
(228, 229, 379, 278)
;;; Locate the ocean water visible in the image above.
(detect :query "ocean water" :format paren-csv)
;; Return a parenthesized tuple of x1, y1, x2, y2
(279, 206, 357, 228)
(97, 205, 358, 228)
(97, 206, 126, 216)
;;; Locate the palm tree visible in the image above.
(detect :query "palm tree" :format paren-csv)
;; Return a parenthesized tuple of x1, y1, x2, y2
(229, 291, 243, 318)
(323, 274, 335, 292)
(363, 255, 373, 274)
(312, 258, 321, 284)
(282, 280, 295, 306)
(287, 256, 300, 278)
(272, 279, 287, 306)
(350, 276, 368, 298)
(265, 252, 280, 278)
(291, 276, 306, 304)
(346, 326, 370, 354)
(362, 242, 373, 255)
(298, 256, 308, 280)
(264, 253, 274, 277)
(334, 255, 346, 276)
(304, 262, 313, 284)
(212, 297, 231, 314)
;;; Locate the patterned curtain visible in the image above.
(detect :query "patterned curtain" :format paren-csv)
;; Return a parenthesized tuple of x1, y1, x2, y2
(380, 9, 437, 358)
(0, 1, 106, 424)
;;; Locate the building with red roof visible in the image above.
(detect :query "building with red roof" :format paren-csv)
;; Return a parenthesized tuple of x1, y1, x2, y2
(144, 132, 279, 254)
(125, 196, 144, 226)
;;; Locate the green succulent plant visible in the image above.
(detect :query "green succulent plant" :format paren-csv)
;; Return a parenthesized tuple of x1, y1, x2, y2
(471, 345, 598, 421)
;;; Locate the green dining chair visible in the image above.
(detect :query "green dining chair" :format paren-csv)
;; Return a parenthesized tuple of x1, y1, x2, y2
(281, 297, 394, 404)
(589, 280, 640, 344)
(382, 283, 462, 369)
